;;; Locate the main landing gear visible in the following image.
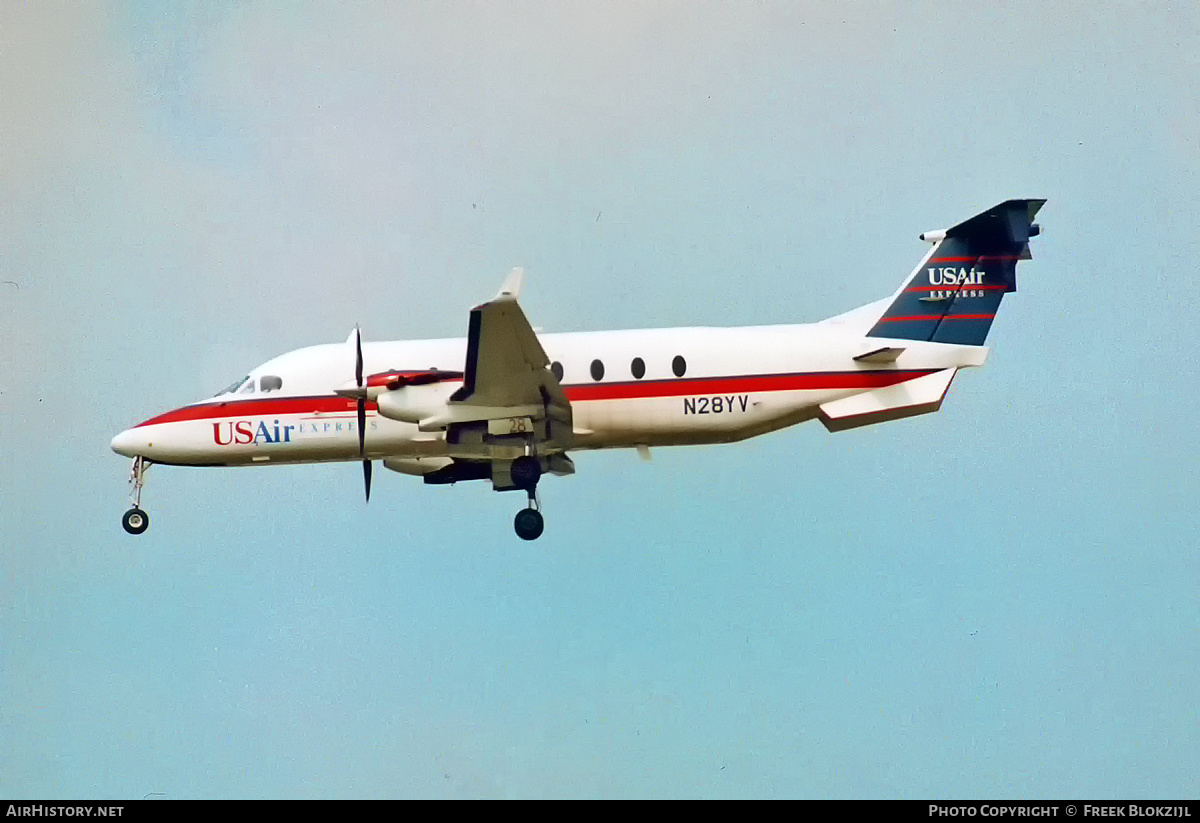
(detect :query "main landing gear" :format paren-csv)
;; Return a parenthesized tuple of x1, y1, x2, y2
(122, 456, 150, 535)
(510, 455, 544, 541)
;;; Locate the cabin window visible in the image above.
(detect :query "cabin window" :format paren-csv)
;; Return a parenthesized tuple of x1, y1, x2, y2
(631, 357, 645, 379)
(551, 361, 564, 382)
(259, 375, 283, 392)
(590, 359, 605, 381)
(672, 355, 687, 377)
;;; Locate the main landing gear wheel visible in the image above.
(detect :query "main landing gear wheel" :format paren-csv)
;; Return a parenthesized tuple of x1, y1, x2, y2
(510, 453, 545, 540)
(514, 507, 544, 541)
(122, 507, 149, 535)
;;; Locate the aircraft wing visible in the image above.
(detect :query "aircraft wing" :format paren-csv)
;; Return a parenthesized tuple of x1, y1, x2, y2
(443, 269, 572, 447)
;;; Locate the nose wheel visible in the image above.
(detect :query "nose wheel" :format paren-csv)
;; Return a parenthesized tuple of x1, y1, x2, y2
(122, 507, 149, 535)
(122, 456, 151, 535)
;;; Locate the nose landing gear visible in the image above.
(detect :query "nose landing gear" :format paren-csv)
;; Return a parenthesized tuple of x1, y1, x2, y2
(122, 456, 150, 535)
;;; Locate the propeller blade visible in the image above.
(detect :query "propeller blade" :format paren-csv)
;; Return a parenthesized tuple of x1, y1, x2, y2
(354, 326, 364, 388)
(353, 327, 370, 503)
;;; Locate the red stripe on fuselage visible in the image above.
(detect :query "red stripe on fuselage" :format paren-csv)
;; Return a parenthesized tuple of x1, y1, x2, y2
(561, 369, 937, 402)
(134, 395, 378, 427)
(133, 369, 941, 426)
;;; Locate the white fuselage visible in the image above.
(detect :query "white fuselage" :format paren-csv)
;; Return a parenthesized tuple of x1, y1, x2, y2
(110, 321, 987, 469)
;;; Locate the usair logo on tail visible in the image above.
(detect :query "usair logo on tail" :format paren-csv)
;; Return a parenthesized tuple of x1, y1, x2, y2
(926, 266, 989, 300)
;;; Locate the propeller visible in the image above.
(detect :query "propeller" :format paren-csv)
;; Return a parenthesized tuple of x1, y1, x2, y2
(353, 326, 372, 502)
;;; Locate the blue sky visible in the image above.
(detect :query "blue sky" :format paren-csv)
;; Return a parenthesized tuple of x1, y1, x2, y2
(2, 1, 1197, 799)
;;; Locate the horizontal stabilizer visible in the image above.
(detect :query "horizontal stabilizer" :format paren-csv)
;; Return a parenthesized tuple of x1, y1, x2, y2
(818, 368, 957, 432)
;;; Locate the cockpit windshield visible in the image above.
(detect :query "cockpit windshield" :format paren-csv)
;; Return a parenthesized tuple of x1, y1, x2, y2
(215, 374, 283, 397)
(217, 375, 251, 396)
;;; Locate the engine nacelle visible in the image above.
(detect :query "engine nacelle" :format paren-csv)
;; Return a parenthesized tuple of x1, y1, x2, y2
(382, 456, 454, 476)
(375, 382, 460, 424)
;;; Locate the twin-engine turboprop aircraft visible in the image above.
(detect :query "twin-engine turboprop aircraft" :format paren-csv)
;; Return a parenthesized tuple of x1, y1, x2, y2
(112, 199, 1045, 540)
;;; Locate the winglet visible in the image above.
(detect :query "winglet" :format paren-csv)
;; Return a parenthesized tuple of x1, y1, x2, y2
(495, 267, 524, 301)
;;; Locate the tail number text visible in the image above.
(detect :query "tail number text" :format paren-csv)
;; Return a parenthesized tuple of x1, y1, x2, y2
(684, 395, 749, 415)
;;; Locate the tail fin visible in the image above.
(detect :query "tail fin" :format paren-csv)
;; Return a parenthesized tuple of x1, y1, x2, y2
(867, 199, 1045, 345)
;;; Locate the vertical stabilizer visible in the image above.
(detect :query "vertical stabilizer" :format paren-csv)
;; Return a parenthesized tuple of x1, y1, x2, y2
(867, 199, 1045, 345)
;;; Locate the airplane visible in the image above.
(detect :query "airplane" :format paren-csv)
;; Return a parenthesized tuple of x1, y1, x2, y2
(111, 199, 1045, 541)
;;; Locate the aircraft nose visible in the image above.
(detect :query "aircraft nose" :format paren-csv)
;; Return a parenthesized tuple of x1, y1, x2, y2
(110, 427, 146, 457)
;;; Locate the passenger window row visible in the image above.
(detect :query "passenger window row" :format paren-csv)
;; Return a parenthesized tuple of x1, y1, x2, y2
(550, 356, 687, 383)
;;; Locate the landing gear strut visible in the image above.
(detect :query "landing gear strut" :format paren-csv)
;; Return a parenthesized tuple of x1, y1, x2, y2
(122, 456, 150, 535)
(511, 454, 544, 541)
